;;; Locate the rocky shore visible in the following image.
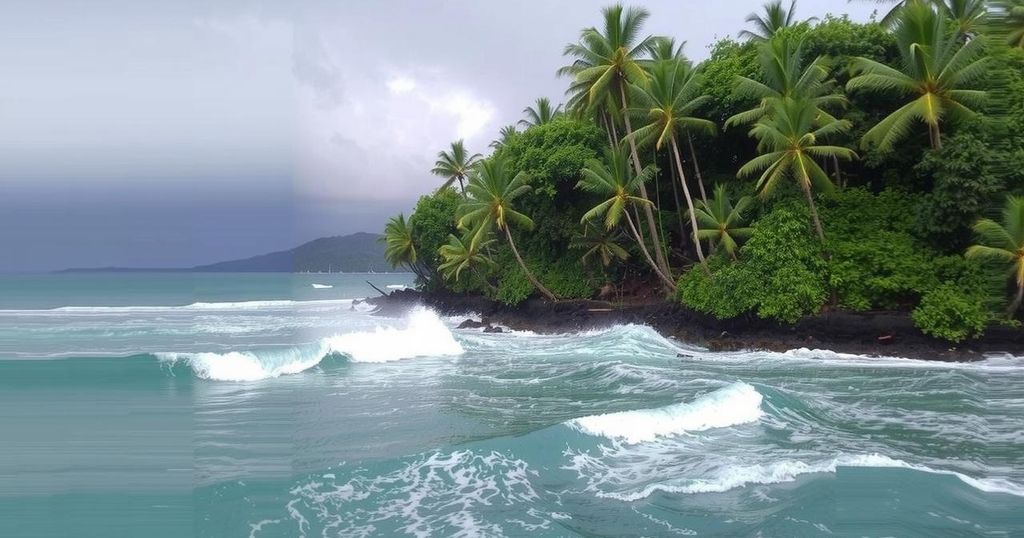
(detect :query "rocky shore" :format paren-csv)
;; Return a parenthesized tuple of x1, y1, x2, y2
(369, 289, 1024, 362)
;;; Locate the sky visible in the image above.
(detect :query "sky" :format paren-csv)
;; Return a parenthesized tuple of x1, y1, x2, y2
(0, 0, 879, 272)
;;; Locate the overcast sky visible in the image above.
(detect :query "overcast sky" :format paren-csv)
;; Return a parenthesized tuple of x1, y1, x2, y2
(0, 0, 878, 272)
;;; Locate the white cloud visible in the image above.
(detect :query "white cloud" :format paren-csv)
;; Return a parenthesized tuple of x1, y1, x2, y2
(386, 76, 417, 94)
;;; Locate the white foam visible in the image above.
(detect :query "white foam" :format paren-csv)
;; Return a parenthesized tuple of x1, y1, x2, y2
(386, 284, 410, 290)
(325, 307, 463, 363)
(569, 382, 763, 444)
(156, 308, 461, 380)
(157, 342, 330, 382)
(602, 454, 1024, 501)
(311, 283, 333, 289)
(1, 299, 357, 314)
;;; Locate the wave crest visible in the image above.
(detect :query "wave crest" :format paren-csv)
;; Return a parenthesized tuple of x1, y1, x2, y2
(159, 308, 462, 380)
(568, 382, 763, 444)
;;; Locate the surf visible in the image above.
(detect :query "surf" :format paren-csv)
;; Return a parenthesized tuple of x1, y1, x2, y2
(156, 307, 463, 381)
(568, 382, 764, 444)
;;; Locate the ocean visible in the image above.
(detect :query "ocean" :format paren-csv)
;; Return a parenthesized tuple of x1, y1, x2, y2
(0, 272, 1021, 536)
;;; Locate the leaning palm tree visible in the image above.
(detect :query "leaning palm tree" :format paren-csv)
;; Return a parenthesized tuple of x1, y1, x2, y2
(519, 98, 563, 128)
(693, 185, 754, 259)
(431, 140, 482, 194)
(578, 146, 676, 289)
(991, 0, 1024, 48)
(457, 156, 557, 301)
(559, 5, 670, 277)
(726, 37, 845, 129)
(847, 2, 989, 151)
(966, 196, 1024, 316)
(627, 57, 717, 269)
(438, 233, 497, 284)
(739, 0, 811, 41)
(738, 98, 857, 241)
(489, 125, 518, 150)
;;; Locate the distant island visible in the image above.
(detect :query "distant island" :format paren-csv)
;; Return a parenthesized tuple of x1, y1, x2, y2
(61, 232, 399, 273)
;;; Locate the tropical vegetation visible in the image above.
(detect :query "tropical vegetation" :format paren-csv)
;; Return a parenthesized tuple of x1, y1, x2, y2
(383, 0, 1024, 343)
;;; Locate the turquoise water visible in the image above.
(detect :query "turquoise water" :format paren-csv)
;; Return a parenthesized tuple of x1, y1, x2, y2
(1, 273, 1022, 537)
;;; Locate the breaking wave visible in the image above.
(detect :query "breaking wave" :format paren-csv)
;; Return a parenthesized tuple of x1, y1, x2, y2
(157, 308, 463, 381)
(568, 382, 763, 444)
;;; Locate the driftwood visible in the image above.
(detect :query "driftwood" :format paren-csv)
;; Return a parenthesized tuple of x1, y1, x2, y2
(366, 280, 388, 297)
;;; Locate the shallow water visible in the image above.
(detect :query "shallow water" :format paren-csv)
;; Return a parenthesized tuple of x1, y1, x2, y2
(1, 273, 1022, 536)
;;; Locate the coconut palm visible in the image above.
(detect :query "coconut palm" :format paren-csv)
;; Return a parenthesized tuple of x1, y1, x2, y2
(966, 196, 1024, 316)
(846, 2, 989, 151)
(627, 57, 717, 269)
(431, 140, 482, 194)
(519, 98, 563, 128)
(578, 146, 676, 289)
(865, 0, 988, 34)
(382, 213, 429, 281)
(738, 98, 857, 241)
(572, 224, 630, 268)
(992, 0, 1024, 48)
(559, 4, 671, 277)
(693, 185, 754, 259)
(438, 233, 497, 284)
(739, 0, 812, 41)
(457, 156, 557, 301)
(726, 37, 845, 129)
(489, 125, 517, 150)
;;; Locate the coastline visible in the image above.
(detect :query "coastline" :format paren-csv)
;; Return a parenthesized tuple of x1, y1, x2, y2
(370, 289, 1024, 362)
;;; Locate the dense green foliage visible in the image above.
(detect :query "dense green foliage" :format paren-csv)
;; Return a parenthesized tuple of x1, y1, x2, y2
(383, 2, 1024, 341)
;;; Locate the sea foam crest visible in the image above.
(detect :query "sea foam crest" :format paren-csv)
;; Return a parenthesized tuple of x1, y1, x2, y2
(159, 308, 462, 380)
(324, 307, 464, 363)
(601, 454, 1024, 501)
(569, 382, 763, 444)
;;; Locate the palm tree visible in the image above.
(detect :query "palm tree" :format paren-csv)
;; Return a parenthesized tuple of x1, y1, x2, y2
(992, 0, 1024, 48)
(457, 156, 557, 301)
(578, 146, 676, 289)
(738, 98, 857, 241)
(627, 57, 717, 270)
(559, 5, 671, 277)
(966, 196, 1024, 316)
(693, 185, 755, 259)
(431, 140, 482, 194)
(726, 37, 845, 129)
(438, 233, 497, 284)
(519, 98, 563, 128)
(573, 224, 631, 268)
(382, 214, 428, 281)
(846, 2, 989, 151)
(489, 125, 518, 150)
(740, 0, 811, 41)
(865, 0, 988, 34)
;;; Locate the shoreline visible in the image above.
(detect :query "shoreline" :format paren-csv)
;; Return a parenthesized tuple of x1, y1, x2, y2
(369, 289, 1024, 362)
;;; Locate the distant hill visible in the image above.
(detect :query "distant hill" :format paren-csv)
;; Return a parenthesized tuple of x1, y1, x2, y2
(61, 232, 396, 273)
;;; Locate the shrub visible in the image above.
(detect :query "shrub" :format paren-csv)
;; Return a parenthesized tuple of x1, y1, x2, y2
(678, 201, 828, 324)
(911, 285, 988, 343)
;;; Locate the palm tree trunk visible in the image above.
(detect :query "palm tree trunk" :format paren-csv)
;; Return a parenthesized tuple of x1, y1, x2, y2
(686, 132, 708, 203)
(670, 137, 709, 273)
(457, 176, 466, 195)
(601, 112, 616, 149)
(933, 123, 943, 150)
(803, 184, 826, 242)
(504, 226, 556, 301)
(668, 152, 687, 245)
(624, 211, 676, 291)
(1008, 281, 1024, 318)
(619, 82, 671, 281)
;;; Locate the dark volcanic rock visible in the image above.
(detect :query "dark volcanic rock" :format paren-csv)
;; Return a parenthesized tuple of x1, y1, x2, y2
(367, 289, 1024, 362)
(483, 326, 504, 333)
(457, 319, 488, 329)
